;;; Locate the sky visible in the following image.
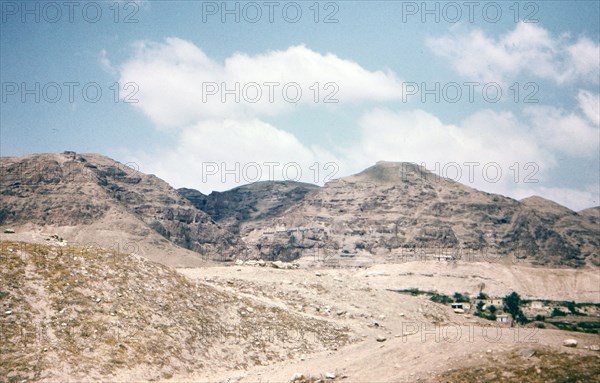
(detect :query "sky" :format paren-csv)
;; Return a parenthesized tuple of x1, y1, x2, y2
(1, 0, 599, 211)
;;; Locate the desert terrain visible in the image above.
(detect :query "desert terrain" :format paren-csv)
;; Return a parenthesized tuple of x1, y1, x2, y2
(1, 153, 599, 382)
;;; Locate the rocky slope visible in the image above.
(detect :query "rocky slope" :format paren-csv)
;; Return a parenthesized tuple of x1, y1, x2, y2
(0, 240, 350, 382)
(235, 162, 599, 267)
(3, 154, 597, 268)
(179, 181, 318, 234)
(0, 152, 241, 265)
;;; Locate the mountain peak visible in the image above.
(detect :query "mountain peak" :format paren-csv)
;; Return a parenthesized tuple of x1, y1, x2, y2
(345, 161, 438, 184)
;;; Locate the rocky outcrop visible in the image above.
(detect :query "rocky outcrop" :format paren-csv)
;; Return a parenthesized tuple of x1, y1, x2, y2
(238, 162, 598, 267)
(0, 152, 242, 262)
(179, 181, 318, 234)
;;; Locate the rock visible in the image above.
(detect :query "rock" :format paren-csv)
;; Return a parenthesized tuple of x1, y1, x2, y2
(378, 314, 386, 320)
(376, 336, 387, 342)
(325, 372, 336, 379)
(272, 261, 284, 269)
(337, 310, 346, 316)
(291, 372, 305, 382)
(589, 344, 600, 351)
(315, 272, 322, 277)
(521, 349, 536, 358)
(563, 339, 578, 347)
(3, 229, 15, 234)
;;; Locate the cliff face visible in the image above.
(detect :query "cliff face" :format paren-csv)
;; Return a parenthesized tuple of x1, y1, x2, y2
(0, 152, 242, 263)
(2, 154, 597, 267)
(179, 181, 318, 234)
(233, 162, 598, 267)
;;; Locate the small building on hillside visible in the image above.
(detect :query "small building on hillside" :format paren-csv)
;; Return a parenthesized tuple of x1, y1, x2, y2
(451, 303, 471, 311)
(486, 298, 503, 307)
(530, 301, 544, 309)
(496, 314, 510, 323)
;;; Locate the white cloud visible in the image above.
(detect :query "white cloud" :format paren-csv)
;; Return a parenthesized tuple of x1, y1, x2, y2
(128, 119, 343, 193)
(122, 106, 597, 210)
(349, 108, 554, 194)
(525, 106, 599, 158)
(119, 39, 404, 128)
(427, 23, 600, 84)
(577, 90, 600, 127)
(99, 49, 115, 74)
(114, 40, 597, 211)
(512, 185, 599, 212)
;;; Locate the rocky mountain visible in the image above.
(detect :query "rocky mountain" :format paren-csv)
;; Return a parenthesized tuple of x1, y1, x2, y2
(0, 152, 241, 265)
(230, 162, 598, 267)
(2, 154, 597, 268)
(178, 181, 318, 234)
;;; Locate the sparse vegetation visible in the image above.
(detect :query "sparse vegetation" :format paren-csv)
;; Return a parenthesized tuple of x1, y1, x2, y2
(430, 293, 453, 304)
(504, 292, 527, 325)
(435, 349, 600, 383)
(0, 240, 351, 381)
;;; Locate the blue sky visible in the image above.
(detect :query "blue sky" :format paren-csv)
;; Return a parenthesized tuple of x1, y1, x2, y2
(1, 0, 599, 210)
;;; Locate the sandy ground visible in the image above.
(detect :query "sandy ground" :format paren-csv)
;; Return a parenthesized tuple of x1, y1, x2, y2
(175, 261, 600, 382)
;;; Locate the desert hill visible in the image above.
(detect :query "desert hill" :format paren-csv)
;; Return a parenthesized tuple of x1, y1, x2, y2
(0, 152, 241, 266)
(179, 181, 318, 234)
(0, 240, 350, 382)
(222, 162, 598, 267)
(2, 154, 597, 268)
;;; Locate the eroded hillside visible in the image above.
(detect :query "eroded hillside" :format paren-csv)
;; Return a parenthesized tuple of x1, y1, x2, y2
(0, 241, 351, 382)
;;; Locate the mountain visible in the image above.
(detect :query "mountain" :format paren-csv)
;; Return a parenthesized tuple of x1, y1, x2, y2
(3, 154, 597, 268)
(178, 181, 318, 234)
(0, 152, 241, 266)
(230, 162, 599, 267)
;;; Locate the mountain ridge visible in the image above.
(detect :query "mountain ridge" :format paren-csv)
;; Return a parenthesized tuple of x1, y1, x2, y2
(2, 153, 598, 268)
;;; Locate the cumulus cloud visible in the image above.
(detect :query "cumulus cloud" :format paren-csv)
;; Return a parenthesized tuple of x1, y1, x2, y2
(525, 105, 599, 157)
(427, 23, 600, 84)
(577, 90, 600, 127)
(123, 104, 597, 210)
(348, 108, 555, 194)
(114, 39, 597, 211)
(99, 49, 115, 74)
(128, 119, 344, 193)
(119, 38, 404, 127)
(512, 185, 599, 212)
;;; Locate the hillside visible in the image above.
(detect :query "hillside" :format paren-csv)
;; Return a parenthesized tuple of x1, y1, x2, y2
(179, 181, 318, 234)
(236, 162, 599, 267)
(2, 154, 597, 268)
(0, 152, 241, 265)
(0, 240, 351, 382)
